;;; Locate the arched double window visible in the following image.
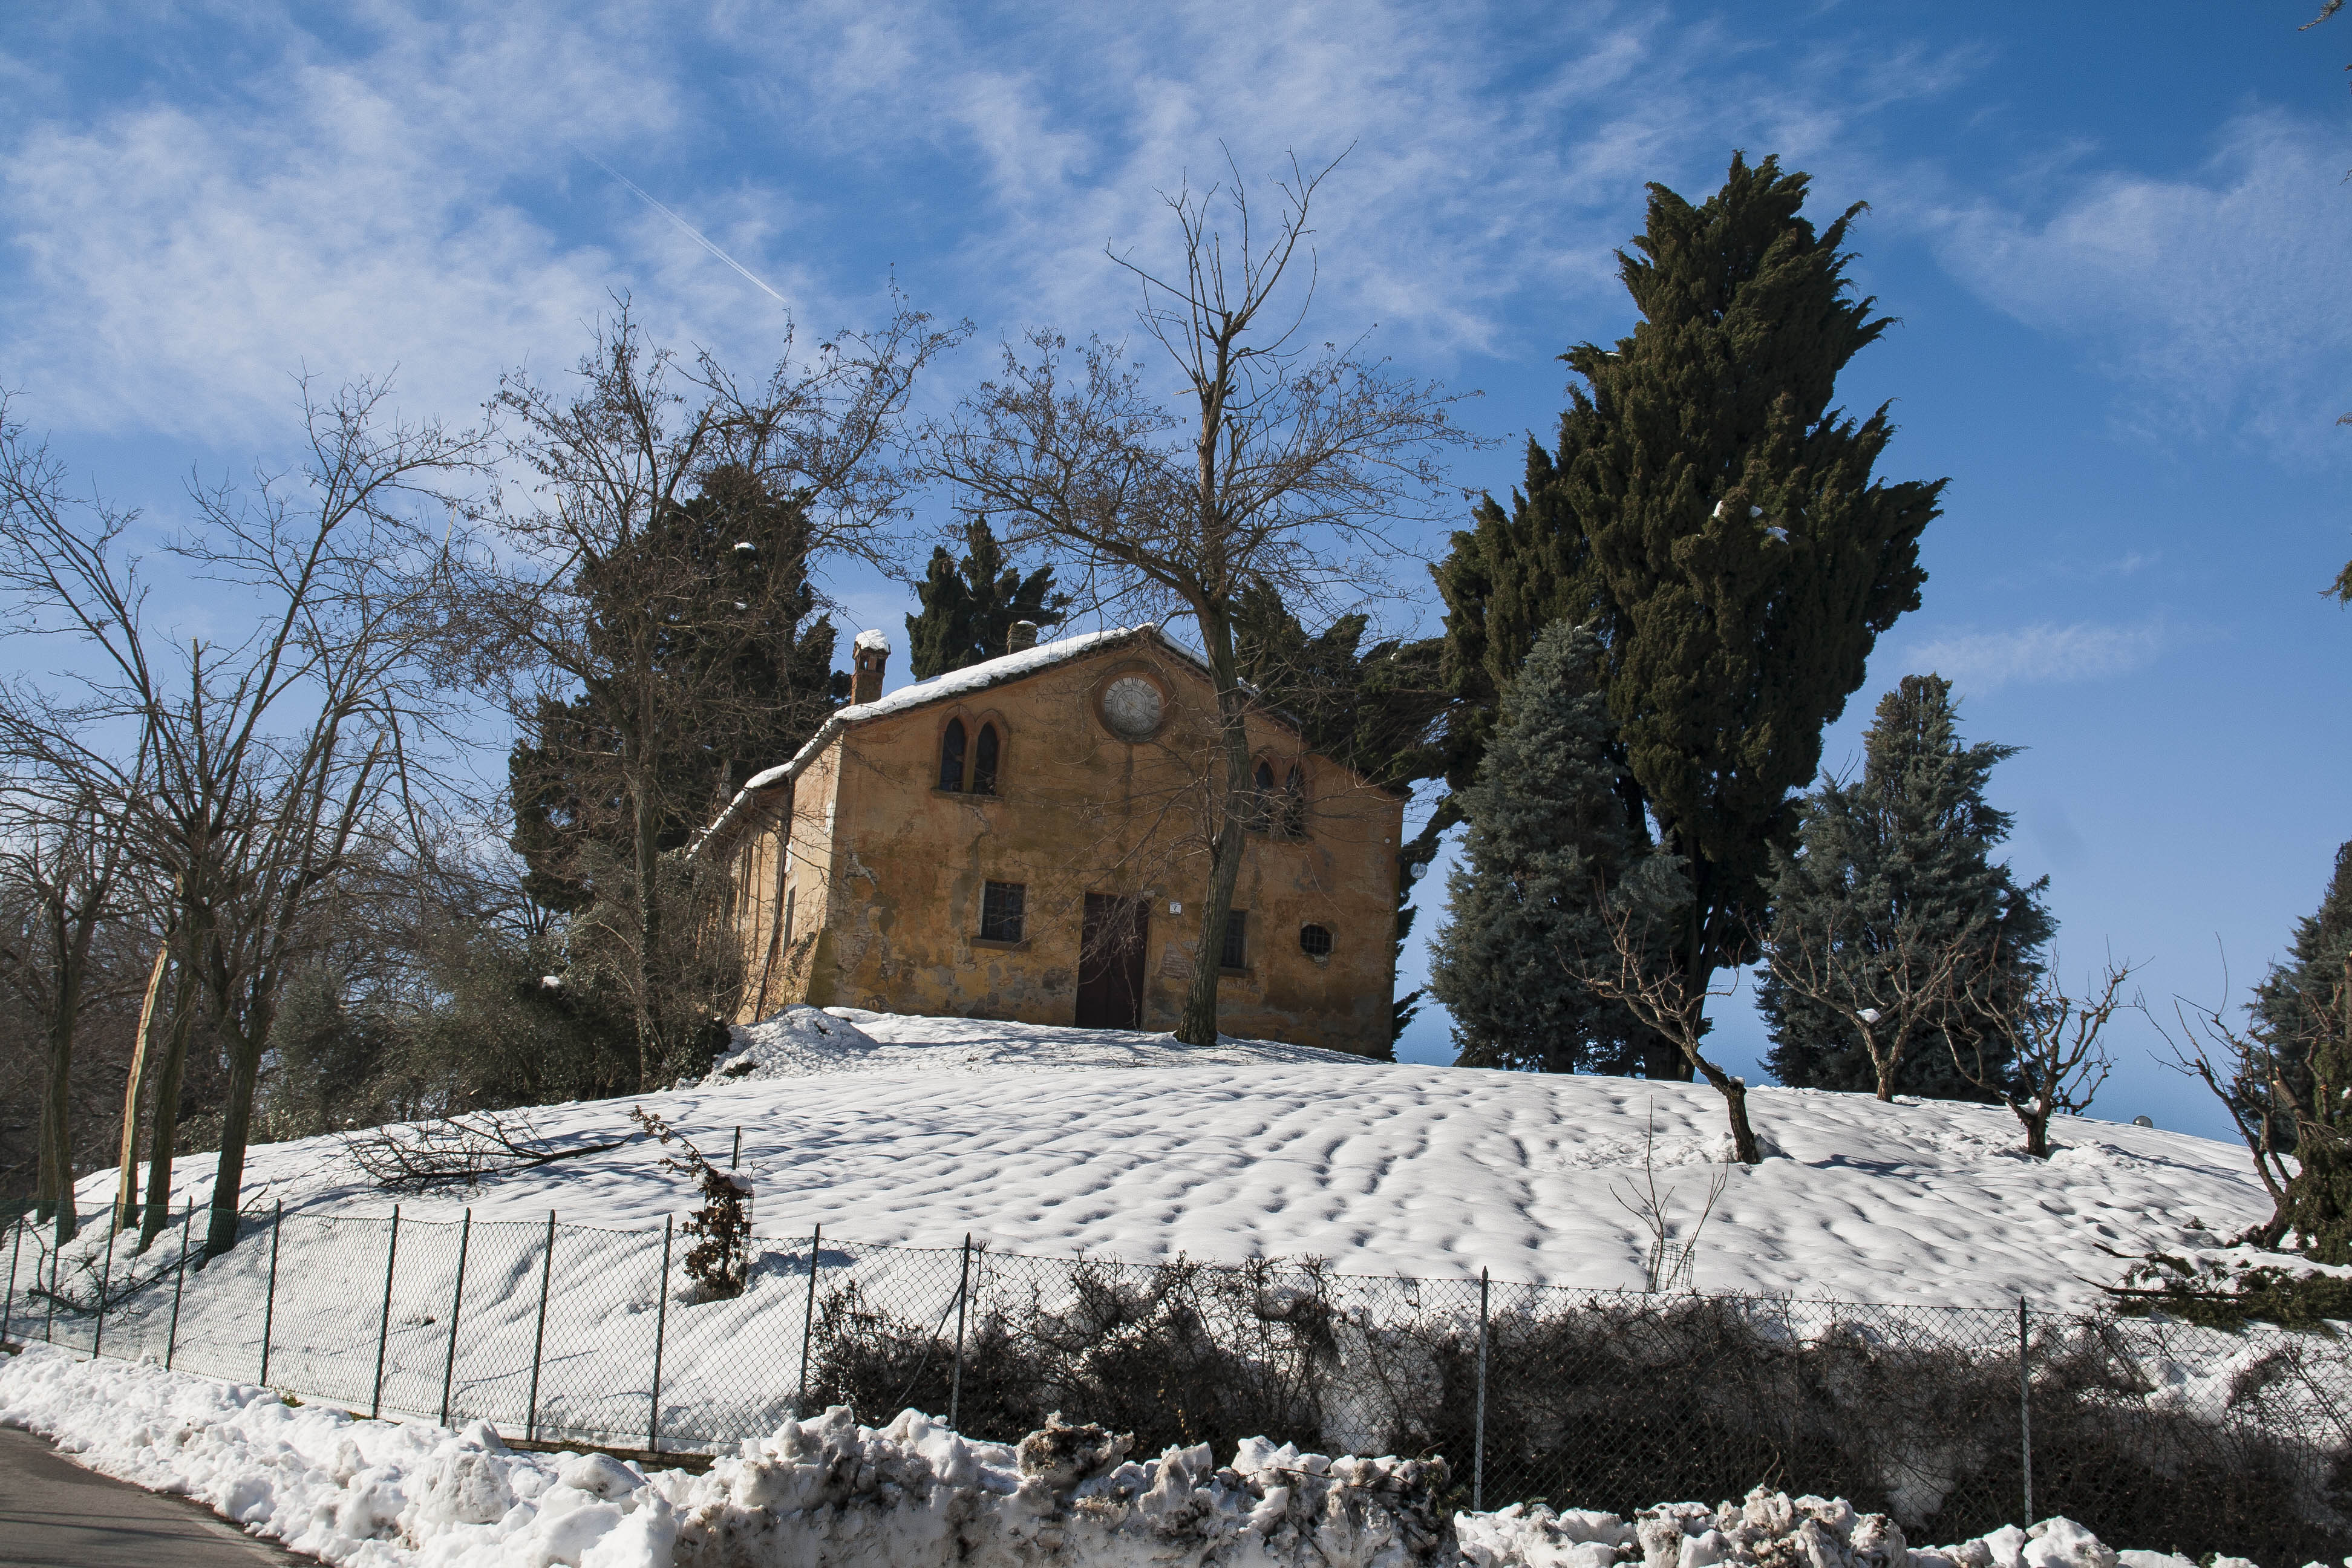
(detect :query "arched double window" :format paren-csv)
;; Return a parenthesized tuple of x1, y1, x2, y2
(939, 717, 1004, 794)
(938, 718, 967, 792)
(1281, 764, 1307, 837)
(1248, 760, 1277, 832)
(971, 722, 1000, 795)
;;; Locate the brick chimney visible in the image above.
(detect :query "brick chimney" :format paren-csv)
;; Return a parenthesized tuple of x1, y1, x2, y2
(1007, 619, 1039, 654)
(851, 629, 890, 704)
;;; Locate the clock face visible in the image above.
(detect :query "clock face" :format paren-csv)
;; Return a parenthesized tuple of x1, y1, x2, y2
(1100, 676, 1166, 741)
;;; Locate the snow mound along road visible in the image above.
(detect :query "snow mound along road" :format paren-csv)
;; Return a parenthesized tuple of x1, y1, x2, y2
(0, 1347, 2242, 1568)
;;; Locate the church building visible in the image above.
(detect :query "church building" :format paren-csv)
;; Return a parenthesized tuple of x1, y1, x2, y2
(692, 623, 1406, 1056)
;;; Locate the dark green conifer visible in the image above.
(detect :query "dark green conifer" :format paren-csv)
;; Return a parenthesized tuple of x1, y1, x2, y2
(2251, 843, 2352, 1146)
(1429, 619, 1663, 1073)
(1759, 674, 2054, 1099)
(2255, 843, 2352, 1261)
(1436, 154, 1944, 1075)
(905, 518, 1069, 679)
(508, 465, 848, 912)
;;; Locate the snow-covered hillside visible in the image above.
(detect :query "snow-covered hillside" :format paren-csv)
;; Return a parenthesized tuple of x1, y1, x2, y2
(57, 1006, 2270, 1310)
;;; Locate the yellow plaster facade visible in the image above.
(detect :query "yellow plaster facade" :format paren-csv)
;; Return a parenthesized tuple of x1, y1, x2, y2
(696, 627, 1405, 1057)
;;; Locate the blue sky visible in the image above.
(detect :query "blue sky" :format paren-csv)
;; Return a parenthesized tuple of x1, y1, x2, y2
(4, 2, 2347, 1138)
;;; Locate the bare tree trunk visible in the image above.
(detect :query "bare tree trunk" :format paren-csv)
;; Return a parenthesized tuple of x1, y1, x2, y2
(1693, 1056, 1764, 1166)
(138, 964, 197, 1250)
(205, 1019, 267, 1256)
(2019, 1104, 2051, 1160)
(632, 763, 663, 1086)
(37, 1013, 71, 1235)
(37, 915, 93, 1244)
(114, 941, 171, 1231)
(1178, 615, 1253, 1046)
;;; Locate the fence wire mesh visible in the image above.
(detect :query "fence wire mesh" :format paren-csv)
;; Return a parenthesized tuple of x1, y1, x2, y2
(2, 1198, 2347, 1566)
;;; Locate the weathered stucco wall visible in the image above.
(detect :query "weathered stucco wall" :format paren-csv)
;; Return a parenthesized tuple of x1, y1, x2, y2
(720, 635, 1403, 1057)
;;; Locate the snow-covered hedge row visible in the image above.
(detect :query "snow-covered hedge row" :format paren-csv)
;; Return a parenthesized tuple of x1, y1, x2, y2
(0, 1345, 2305, 1568)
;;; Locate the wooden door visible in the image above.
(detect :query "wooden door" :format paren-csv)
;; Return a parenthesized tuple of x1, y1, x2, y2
(1076, 893, 1149, 1028)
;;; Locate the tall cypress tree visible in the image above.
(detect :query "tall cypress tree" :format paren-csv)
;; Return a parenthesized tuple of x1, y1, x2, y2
(1429, 619, 1664, 1073)
(508, 464, 848, 913)
(1437, 153, 1944, 1076)
(906, 518, 1070, 679)
(2247, 844, 2352, 1261)
(2250, 843, 2352, 1154)
(1759, 675, 2054, 1099)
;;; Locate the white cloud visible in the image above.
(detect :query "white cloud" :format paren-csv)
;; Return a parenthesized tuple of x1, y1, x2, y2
(0, 4, 833, 444)
(0, 1, 1983, 452)
(1898, 619, 2169, 691)
(1922, 111, 2352, 454)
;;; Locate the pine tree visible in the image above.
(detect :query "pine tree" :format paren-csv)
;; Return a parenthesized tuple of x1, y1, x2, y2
(1429, 619, 1664, 1073)
(1233, 578, 1457, 1048)
(905, 518, 1070, 679)
(508, 465, 848, 913)
(1759, 675, 2054, 1099)
(1436, 154, 1944, 1076)
(2253, 843, 2352, 1259)
(2250, 842, 2352, 1147)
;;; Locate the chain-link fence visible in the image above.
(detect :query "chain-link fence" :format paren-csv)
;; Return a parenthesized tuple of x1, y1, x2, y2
(4, 1199, 2347, 1566)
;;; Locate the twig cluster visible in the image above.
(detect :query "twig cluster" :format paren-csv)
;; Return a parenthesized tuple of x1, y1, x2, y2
(341, 1111, 628, 1193)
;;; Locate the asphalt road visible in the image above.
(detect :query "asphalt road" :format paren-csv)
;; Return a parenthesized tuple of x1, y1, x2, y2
(0, 1425, 315, 1566)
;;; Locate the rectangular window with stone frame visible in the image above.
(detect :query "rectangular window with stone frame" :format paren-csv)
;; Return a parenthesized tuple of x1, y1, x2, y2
(1220, 909, 1247, 970)
(980, 880, 1026, 942)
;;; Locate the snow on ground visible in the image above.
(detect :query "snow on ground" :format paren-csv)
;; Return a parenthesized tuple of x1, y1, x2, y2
(0, 1345, 2233, 1568)
(702, 1005, 1354, 1082)
(53, 1007, 2272, 1311)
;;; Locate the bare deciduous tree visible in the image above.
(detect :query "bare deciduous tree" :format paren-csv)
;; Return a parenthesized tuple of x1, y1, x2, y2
(1573, 881, 1766, 1165)
(0, 780, 146, 1242)
(1951, 956, 2137, 1160)
(927, 155, 1480, 1044)
(1763, 901, 1985, 1102)
(2152, 949, 2352, 1252)
(453, 298, 958, 1085)
(0, 382, 484, 1255)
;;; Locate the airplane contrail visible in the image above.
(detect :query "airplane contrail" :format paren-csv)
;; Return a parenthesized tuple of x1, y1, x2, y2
(575, 148, 789, 307)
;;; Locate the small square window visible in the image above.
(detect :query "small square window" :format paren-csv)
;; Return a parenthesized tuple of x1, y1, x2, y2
(1299, 923, 1334, 959)
(1220, 909, 1247, 970)
(980, 880, 1026, 943)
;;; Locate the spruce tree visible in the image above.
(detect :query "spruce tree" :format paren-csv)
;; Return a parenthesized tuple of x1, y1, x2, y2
(1429, 619, 1662, 1073)
(1437, 154, 1944, 1076)
(1759, 675, 2054, 1099)
(905, 518, 1070, 678)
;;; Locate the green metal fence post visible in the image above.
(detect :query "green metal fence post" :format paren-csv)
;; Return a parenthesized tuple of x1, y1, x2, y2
(258, 1200, 283, 1387)
(1474, 1267, 1490, 1513)
(647, 1215, 673, 1452)
(525, 1211, 555, 1442)
(2019, 1295, 2033, 1528)
(797, 1223, 822, 1414)
(949, 1233, 973, 1429)
(2, 1214, 24, 1346)
(371, 1206, 401, 1419)
(165, 1198, 192, 1371)
(91, 1210, 119, 1359)
(440, 1210, 471, 1428)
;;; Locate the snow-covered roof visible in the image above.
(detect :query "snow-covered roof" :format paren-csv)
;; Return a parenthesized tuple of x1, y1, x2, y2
(690, 624, 1166, 854)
